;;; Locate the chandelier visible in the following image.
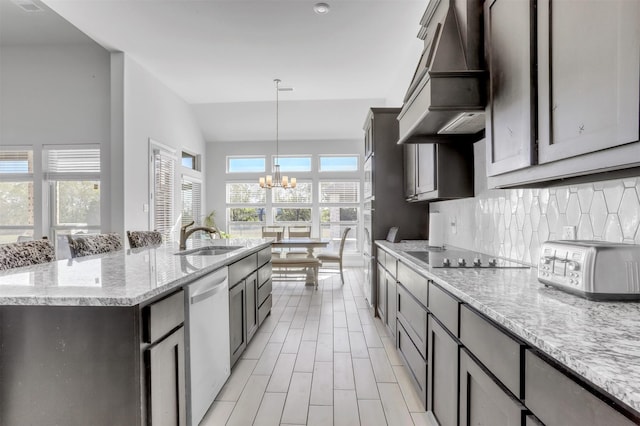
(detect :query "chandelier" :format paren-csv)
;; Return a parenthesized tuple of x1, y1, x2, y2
(259, 79, 297, 189)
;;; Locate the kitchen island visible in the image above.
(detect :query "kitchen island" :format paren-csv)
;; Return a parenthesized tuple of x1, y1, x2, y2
(377, 240, 640, 425)
(0, 239, 272, 426)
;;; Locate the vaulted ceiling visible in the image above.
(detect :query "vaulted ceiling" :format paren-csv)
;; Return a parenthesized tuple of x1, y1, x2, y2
(2, 0, 428, 142)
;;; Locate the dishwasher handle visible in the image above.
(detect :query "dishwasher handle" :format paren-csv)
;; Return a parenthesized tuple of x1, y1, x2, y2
(190, 275, 227, 305)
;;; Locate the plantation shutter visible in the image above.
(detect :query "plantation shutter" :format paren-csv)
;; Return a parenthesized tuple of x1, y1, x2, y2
(153, 149, 175, 242)
(181, 177, 202, 226)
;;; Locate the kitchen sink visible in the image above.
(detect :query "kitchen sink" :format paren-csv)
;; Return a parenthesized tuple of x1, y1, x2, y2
(175, 246, 243, 256)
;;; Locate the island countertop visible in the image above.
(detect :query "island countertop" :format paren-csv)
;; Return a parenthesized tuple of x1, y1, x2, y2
(0, 239, 272, 307)
(377, 240, 640, 417)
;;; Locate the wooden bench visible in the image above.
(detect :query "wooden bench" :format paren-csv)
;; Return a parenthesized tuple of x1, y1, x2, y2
(271, 257, 321, 289)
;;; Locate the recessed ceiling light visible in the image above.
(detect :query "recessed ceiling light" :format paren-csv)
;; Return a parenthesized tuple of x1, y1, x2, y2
(313, 2, 330, 15)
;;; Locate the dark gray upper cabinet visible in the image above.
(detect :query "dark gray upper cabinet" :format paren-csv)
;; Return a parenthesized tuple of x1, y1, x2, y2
(404, 144, 418, 200)
(537, 0, 640, 164)
(404, 143, 474, 202)
(485, 0, 536, 176)
(487, 0, 640, 188)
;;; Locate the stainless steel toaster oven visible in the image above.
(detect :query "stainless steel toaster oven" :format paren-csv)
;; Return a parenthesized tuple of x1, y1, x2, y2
(538, 240, 640, 300)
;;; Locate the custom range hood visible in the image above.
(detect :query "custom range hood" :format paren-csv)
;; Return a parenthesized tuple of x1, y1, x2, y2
(398, 0, 485, 144)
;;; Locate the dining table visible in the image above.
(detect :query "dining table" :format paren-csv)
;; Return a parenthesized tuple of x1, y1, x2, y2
(270, 238, 330, 258)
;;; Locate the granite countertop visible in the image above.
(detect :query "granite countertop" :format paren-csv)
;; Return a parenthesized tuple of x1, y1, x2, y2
(377, 240, 640, 415)
(0, 239, 272, 307)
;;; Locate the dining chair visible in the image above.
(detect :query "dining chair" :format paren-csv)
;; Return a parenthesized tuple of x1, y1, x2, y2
(0, 239, 56, 271)
(262, 226, 285, 258)
(127, 230, 163, 249)
(67, 232, 123, 258)
(286, 225, 312, 258)
(316, 227, 351, 284)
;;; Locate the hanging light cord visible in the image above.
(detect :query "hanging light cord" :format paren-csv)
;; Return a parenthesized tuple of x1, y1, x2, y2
(275, 78, 280, 166)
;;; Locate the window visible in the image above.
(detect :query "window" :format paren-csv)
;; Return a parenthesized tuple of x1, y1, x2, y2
(227, 156, 266, 173)
(0, 149, 34, 243)
(152, 148, 175, 242)
(319, 181, 360, 203)
(273, 183, 312, 204)
(319, 181, 359, 253)
(182, 151, 200, 171)
(226, 183, 265, 238)
(273, 208, 312, 223)
(273, 156, 312, 172)
(182, 177, 202, 226)
(319, 155, 359, 172)
(45, 147, 101, 253)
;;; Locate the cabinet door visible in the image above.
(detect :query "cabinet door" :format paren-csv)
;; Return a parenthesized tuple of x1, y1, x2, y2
(416, 144, 436, 194)
(428, 316, 460, 426)
(229, 281, 246, 367)
(404, 144, 417, 200)
(459, 349, 525, 426)
(147, 327, 186, 426)
(485, 0, 536, 176)
(386, 270, 397, 336)
(537, 0, 640, 163)
(376, 263, 386, 321)
(245, 272, 259, 344)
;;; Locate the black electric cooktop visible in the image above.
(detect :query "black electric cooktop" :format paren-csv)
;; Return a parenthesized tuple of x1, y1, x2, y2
(404, 248, 529, 269)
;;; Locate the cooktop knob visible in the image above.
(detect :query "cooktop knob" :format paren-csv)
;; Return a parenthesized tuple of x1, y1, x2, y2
(442, 258, 451, 267)
(567, 261, 580, 271)
(473, 258, 482, 267)
(457, 258, 466, 267)
(488, 259, 497, 267)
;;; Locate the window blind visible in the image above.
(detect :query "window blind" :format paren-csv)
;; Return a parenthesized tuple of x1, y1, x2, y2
(0, 150, 33, 174)
(154, 150, 175, 242)
(273, 182, 312, 204)
(319, 181, 360, 203)
(226, 183, 266, 204)
(45, 148, 100, 180)
(182, 178, 202, 226)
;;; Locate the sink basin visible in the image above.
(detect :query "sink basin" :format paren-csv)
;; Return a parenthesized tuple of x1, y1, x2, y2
(176, 246, 243, 256)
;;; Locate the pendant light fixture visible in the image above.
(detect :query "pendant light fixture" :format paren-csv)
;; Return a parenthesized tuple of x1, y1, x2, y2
(260, 78, 296, 189)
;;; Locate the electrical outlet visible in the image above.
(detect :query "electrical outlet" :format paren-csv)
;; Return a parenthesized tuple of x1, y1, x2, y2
(562, 225, 577, 240)
(450, 216, 457, 235)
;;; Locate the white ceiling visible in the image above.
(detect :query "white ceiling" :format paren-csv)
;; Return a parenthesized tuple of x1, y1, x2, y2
(3, 0, 428, 142)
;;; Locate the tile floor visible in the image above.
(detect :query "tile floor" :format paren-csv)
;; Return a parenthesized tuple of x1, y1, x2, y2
(201, 267, 430, 426)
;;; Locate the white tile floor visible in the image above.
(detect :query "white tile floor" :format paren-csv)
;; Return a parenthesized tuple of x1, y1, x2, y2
(201, 267, 430, 426)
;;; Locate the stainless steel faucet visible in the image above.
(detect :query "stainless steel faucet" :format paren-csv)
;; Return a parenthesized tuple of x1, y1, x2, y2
(179, 221, 220, 250)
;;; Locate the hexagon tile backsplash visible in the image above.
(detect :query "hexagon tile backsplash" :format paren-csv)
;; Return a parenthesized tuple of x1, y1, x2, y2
(430, 177, 640, 267)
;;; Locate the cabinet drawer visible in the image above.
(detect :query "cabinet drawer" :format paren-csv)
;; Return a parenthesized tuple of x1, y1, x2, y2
(258, 246, 271, 267)
(397, 284, 427, 358)
(377, 248, 387, 269)
(258, 262, 272, 286)
(144, 290, 185, 344)
(428, 282, 460, 337)
(460, 305, 522, 398)
(525, 350, 635, 426)
(258, 278, 272, 306)
(258, 294, 272, 325)
(229, 253, 258, 285)
(397, 261, 428, 307)
(397, 322, 427, 403)
(384, 253, 397, 279)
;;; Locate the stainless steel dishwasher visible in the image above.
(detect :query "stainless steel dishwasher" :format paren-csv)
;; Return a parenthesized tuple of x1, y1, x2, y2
(185, 266, 230, 426)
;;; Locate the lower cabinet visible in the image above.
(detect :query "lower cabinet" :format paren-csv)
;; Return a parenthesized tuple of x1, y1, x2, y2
(228, 247, 273, 366)
(147, 327, 187, 426)
(385, 268, 397, 336)
(229, 280, 247, 367)
(459, 349, 526, 426)
(397, 321, 427, 406)
(143, 290, 187, 426)
(377, 262, 386, 322)
(245, 271, 259, 342)
(427, 315, 459, 426)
